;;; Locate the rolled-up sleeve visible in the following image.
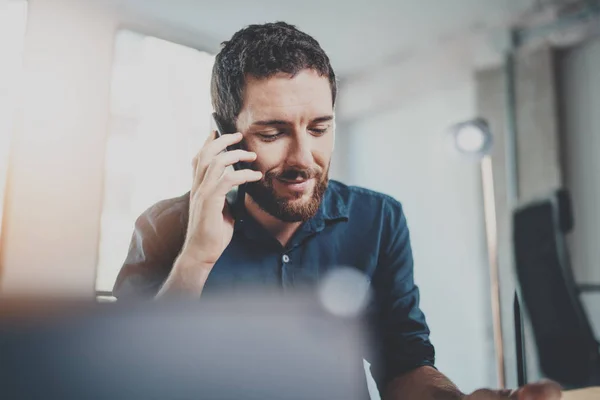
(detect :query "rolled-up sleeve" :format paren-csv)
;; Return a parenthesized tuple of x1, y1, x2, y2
(369, 198, 435, 392)
(112, 213, 170, 299)
(112, 196, 187, 299)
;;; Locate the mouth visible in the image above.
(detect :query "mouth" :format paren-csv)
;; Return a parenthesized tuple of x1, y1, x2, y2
(276, 177, 314, 193)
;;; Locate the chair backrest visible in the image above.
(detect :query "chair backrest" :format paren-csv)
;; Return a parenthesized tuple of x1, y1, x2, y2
(513, 189, 599, 387)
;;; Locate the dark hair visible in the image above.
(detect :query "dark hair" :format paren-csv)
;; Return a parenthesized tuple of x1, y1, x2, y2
(211, 22, 337, 132)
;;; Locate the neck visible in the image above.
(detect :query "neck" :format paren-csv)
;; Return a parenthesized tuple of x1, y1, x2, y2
(244, 195, 302, 247)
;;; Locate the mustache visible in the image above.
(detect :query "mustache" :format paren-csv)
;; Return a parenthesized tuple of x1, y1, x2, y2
(268, 167, 321, 181)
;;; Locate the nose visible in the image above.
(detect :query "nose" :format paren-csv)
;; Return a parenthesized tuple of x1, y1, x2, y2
(286, 132, 314, 170)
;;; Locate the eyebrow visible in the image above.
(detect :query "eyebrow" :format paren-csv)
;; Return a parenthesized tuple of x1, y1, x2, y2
(251, 115, 334, 127)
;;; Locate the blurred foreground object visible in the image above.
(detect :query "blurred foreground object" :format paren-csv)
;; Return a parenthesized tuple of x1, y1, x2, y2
(0, 290, 370, 400)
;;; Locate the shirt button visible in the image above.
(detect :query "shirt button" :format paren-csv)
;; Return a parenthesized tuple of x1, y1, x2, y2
(282, 254, 290, 263)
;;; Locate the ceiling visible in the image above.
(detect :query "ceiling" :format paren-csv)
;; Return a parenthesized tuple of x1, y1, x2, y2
(117, 0, 548, 76)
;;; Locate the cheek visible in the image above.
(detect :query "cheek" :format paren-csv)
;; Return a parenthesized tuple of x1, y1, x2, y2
(251, 146, 287, 172)
(314, 136, 334, 166)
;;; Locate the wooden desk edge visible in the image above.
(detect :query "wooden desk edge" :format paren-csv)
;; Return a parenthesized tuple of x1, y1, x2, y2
(562, 387, 600, 400)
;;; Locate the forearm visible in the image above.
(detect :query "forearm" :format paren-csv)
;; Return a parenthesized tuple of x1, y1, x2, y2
(383, 366, 464, 400)
(156, 251, 212, 299)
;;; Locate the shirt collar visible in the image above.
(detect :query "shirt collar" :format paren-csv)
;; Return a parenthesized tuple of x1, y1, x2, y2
(318, 179, 350, 222)
(305, 180, 349, 233)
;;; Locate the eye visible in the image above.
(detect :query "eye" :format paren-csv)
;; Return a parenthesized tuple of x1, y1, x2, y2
(310, 126, 329, 136)
(258, 131, 285, 142)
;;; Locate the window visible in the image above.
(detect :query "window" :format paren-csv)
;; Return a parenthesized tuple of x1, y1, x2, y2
(95, 30, 215, 293)
(0, 0, 28, 243)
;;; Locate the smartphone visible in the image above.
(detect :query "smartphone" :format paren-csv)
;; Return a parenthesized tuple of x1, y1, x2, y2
(211, 112, 246, 208)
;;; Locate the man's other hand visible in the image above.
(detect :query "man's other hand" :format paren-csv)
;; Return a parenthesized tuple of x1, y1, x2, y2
(466, 380, 562, 399)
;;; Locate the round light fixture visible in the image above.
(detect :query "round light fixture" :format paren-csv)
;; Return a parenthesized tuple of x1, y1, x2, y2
(449, 118, 493, 159)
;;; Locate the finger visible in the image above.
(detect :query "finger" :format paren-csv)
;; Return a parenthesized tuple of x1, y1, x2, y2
(193, 131, 213, 171)
(514, 381, 562, 400)
(195, 131, 243, 171)
(203, 129, 217, 146)
(191, 131, 216, 190)
(204, 132, 243, 158)
(192, 133, 244, 191)
(202, 149, 258, 186)
(215, 169, 263, 196)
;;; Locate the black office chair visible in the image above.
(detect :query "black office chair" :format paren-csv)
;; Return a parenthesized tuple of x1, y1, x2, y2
(513, 189, 600, 388)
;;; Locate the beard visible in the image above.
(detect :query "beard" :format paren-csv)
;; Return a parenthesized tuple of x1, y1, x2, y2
(245, 163, 329, 223)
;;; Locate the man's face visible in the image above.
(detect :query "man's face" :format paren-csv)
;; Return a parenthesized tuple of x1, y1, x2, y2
(236, 69, 335, 222)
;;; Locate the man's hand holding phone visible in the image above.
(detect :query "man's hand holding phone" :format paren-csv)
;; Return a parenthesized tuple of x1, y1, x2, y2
(156, 130, 261, 298)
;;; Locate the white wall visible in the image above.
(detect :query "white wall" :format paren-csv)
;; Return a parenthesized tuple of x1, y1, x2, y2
(0, 0, 218, 296)
(0, 0, 117, 296)
(558, 37, 600, 336)
(341, 77, 494, 391)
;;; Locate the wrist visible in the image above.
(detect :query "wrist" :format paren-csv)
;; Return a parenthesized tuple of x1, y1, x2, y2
(176, 247, 215, 272)
(179, 241, 216, 267)
(156, 251, 212, 299)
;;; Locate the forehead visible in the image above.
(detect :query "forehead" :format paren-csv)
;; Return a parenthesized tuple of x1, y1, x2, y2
(240, 69, 333, 121)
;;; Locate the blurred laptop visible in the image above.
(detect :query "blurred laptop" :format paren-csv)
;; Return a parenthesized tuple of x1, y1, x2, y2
(0, 289, 371, 400)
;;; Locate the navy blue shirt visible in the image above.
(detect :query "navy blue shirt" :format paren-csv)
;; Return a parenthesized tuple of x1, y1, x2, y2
(113, 180, 435, 391)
